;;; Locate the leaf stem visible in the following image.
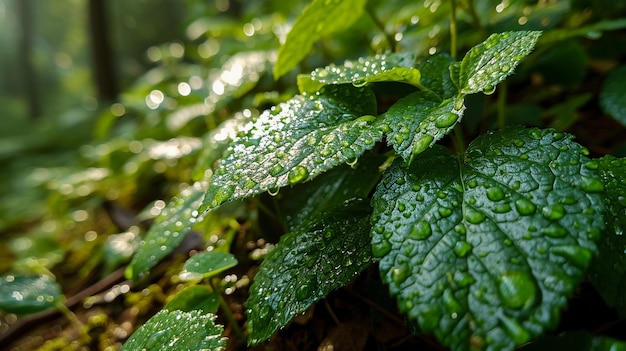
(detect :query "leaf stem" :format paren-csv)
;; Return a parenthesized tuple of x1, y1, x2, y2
(497, 82, 508, 129)
(450, 0, 458, 59)
(466, 0, 482, 28)
(209, 280, 244, 338)
(56, 301, 88, 341)
(452, 124, 466, 154)
(365, 5, 396, 52)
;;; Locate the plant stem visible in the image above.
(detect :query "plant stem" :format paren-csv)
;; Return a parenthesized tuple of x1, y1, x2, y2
(452, 124, 466, 154)
(56, 301, 88, 340)
(450, 0, 458, 59)
(466, 0, 482, 28)
(366, 5, 396, 52)
(497, 82, 508, 129)
(209, 280, 244, 338)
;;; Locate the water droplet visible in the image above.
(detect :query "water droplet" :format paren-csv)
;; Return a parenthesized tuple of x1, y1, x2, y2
(443, 290, 462, 314)
(498, 271, 539, 310)
(454, 224, 467, 235)
(514, 198, 536, 215)
(483, 85, 496, 95)
(212, 185, 235, 206)
(438, 207, 453, 217)
(390, 263, 411, 285)
(397, 203, 406, 212)
(267, 186, 280, 196)
(412, 135, 434, 155)
(371, 240, 392, 257)
(580, 176, 604, 193)
(465, 208, 486, 224)
(288, 166, 309, 184)
(346, 157, 359, 167)
(501, 64, 511, 72)
(499, 315, 532, 345)
(493, 203, 512, 213)
(542, 223, 568, 238)
(243, 178, 258, 190)
(550, 245, 592, 268)
(468, 180, 478, 188)
(454, 241, 473, 257)
(486, 186, 505, 201)
(395, 177, 406, 185)
(268, 164, 284, 176)
(514, 139, 525, 147)
(409, 221, 432, 240)
(541, 204, 565, 221)
(435, 112, 459, 128)
(296, 282, 315, 300)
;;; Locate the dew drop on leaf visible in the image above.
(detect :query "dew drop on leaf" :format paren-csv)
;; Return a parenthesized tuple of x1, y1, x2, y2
(483, 85, 496, 95)
(287, 165, 309, 184)
(295, 282, 315, 300)
(486, 186, 505, 201)
(268, 164, 285, 176)
(434, 112, 459, 128)
(541, 204, 565, 221)
(465, 208, 486, 224)
(412, 135, 434, 156)
(499, 314, 532, 345)
(541, 223, 568, 238)
(580, 176, 605, 193)
(371, 240, 392, 258)
(514, 198, 536, 215)
(498, 271, 539, 311)
(213, 185, 235, 206)
(550, 245, 593, 268)
(409, 221, 432, 240)
(454, 241, 473, 257)
(390, 263, 411, 285)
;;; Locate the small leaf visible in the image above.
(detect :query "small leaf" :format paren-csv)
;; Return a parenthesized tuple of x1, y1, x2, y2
(0, 274, 63, 314)
(121, 310, 225, 351)
(383, 91, 465, 164)
(179, 252, 238, 281)
(298, 53, 419, 93)
(165, 285, 220, 314)
(600, 65, 626, 127)
(126, 183, 206, 282)
(589, 155, 626, 317)
(201, 84, 382, 212)
(247, 198, 373, 345)
(459, 31, 541, 95)
(274, 0, 367, 79)
(371, 127, 605, 351)
(416, 53, 458, 99)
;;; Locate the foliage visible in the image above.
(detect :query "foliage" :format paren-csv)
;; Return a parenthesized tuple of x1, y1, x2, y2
(1, 0, 626, 351)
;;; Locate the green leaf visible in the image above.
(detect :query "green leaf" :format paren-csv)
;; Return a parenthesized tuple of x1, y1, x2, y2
(165, 285, 220, 314)
(371, 127, 605, 351)
(383, 91, 465, 164)
(459, 31, 541, 95)
(600, 65, 626, 127)
(278, 153, 385, 229)
(0, 274, 63, 314)
(179, 252, 238, 281)
(247, 198, 373, 345)
(519, 331, 626, 351)
(126, 183, 205, 282)
(416, 53, 458, 99)
(200, 84, 381, 212)
(589, 155, 626, 317)
(297, 53, 419, 93)
(121, 310, 225, 351)
(274, 0, 367, 79)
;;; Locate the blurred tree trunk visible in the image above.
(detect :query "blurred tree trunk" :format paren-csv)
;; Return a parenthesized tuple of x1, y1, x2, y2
(88, 0, 118, 102)
(17, 0, 41, 119)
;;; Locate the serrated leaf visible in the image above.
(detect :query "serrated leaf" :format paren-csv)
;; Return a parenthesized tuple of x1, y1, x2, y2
(278, 153, 385, 229)
(600, 65, 626, 127)
(416, 53, 458, 99)
(274, 0, 367, 79)
(126, 183, 205, 282)
(459, 31, 541, 95)
(201, 84, 382, 212)
(297, 53, 419, 93)
(371, 127, 605, 351)
(0, 274, 63, 314)
(383, 91, 465, 164)
(121, 310, 225, 351)
(247, 198, 373, 345)
(165, 285, 220, 314)
(590, 155, 626, 317)
(179, 252, 238, 281)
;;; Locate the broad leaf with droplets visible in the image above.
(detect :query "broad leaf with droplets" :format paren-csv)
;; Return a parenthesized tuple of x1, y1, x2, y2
(274, 0, 367, 79)
(600, 65, 626, 127)
(179, 252, 238, 281)
(165, 285, 220, 314)
(247, 198, 373, 345)
(457, 31, 541, 95)
(120, 310, 225, 351)
(297, 53, 420, 93)
(126, 182, 205, 282)
(382, 91, 465, 164)
(0, 274, 63, 314)
(200, 84, 382, 212)
(371, 127, 605, 351)
(590, 155, 626, 317)
(416, 53, 458, 99)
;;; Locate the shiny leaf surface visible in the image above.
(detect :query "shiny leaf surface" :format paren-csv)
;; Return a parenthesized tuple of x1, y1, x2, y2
(0, 274, 63, 314)
(371, 127, 605, 351)
(165, 285, 220, 314)
(247, 199, 373, 345)
(180, 252, 238, 281)
(600, 65, 626, 127)
(200, 84, 381, 212)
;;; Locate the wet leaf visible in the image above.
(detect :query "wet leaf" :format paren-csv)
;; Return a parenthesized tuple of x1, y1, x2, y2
(371, 127, 605, 351)
(165, 285, 220, 314)
(519, 330, 626, 351)
(458, 31, 541, 95)
(298, 53, 419, 93)
(126, 183, 205, 282)
(120, 310, 225, 351)
(0, 274, 63, 314)
(200, 84, 382, 212)
(382, 91, 465, 164)
(274, 0, 367, 79)
(589, 155, 626, 317)
(179, 252, 238, 281)
(600, 65, 626, 127)
(247, 198, 373, 345)
(416, 53, 458, 99)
